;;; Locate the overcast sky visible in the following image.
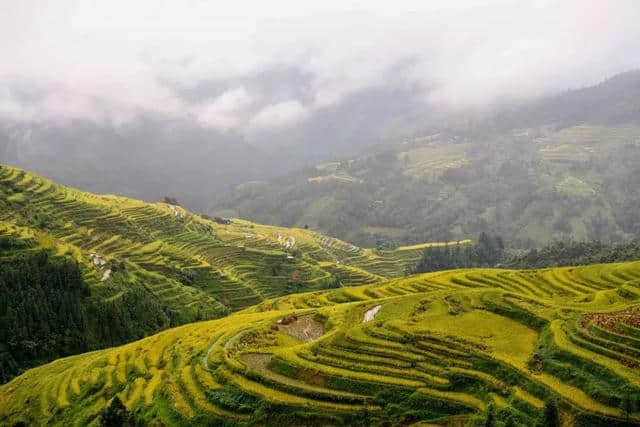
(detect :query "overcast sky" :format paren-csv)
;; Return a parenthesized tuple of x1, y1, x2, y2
(2, 0, 640, 138)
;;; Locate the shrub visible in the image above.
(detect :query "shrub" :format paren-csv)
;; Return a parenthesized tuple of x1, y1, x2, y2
(101, 396, 130, 427)
(538, 398, 559, 427)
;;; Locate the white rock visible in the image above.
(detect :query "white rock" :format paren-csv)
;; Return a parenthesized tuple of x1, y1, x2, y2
(363, 305, 382, 323)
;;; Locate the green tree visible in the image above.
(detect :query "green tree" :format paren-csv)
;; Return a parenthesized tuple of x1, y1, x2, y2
(503, 412, 516, 427)
(484, 402, 495, 427)
(621, 393, 636, 421)
(540, 398, 559, 427)
(101, 396, 129, 427)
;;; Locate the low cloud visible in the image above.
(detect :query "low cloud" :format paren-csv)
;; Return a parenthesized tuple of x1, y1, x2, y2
(196, 87, 253, 130)
(249, 100, 309, 131)
(1, 0, 639, 135)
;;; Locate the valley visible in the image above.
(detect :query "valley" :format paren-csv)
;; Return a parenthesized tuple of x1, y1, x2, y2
(214, 123, 640, 248)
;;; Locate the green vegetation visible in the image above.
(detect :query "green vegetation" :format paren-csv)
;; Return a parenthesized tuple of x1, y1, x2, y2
(411, 233, 504, 274)
(504, 239, 640, 269)
(0, 250, 90, 382)
(214, 123, 640, 248)
(4, 163, 640, 425)
(3, 258, 640, 425)
(412, 236, 640, 274)
(0, 245, 176, 384)
(0, 164, 456, 382)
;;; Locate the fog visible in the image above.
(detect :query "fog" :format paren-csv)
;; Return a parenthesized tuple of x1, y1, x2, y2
(3, 1, 640, 129)
(2, 1, 640, 209)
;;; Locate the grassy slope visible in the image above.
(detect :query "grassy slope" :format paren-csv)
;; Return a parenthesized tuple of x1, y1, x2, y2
(0, 164, 456, 318)
(3, 260, 640, 425)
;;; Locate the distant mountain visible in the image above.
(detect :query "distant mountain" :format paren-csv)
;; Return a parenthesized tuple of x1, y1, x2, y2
(0, 117, 275, 211)
(214, 71, 640, 248)
(4, 70, 639, 217)
(0, 80, 434, 212)
(484, 69, 640, 132)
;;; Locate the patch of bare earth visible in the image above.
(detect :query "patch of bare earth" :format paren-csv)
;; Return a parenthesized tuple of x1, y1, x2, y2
(241, 353, 272, 370)
(581, 306, 640, 335)
(580, 306, 640, 368)
(277, 315, 324, 342)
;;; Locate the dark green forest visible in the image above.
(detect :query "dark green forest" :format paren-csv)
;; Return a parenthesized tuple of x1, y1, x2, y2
(0, 244, 171, 383)
(504, 238, 640, 269)
(412, 235, 640, 274)
(409, 233, 505, 274)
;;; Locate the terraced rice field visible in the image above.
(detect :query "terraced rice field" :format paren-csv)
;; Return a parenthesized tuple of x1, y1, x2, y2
(399, 142, 470, 177)
(537, 124, 640, 166)
(3, 260, 640, 425)
(0, 164, 454, 317)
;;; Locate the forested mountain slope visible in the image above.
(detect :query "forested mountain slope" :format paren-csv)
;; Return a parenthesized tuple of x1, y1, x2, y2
(214, 71, 640, 248)
(0, 118, 276, 211)
(0, 164, 454, 381)
(3, 259, 640, 425)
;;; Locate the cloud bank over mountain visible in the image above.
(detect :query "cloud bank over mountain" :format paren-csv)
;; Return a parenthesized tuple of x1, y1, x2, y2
(2, 0, 640, 138)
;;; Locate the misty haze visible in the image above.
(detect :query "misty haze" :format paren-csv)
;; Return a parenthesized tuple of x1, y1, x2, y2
(2, 1, 640, 426)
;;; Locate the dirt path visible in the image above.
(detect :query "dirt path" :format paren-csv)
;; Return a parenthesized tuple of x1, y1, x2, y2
(278, 316, 324, 342)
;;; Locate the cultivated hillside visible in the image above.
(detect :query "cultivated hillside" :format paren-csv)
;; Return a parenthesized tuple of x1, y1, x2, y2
(1, 164, 455, 312)
(0, 164, 461, 378)
(2, 260, 640, 425)
(214, 72, 640, 248)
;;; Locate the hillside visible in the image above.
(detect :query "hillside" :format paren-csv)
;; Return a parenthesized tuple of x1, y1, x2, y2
(0, 164, 455, 309)
(3, 260, 640, 425)
(213, 72, 640, 248)
(0, 164, 457, 379)
(215, 124, 640, 248)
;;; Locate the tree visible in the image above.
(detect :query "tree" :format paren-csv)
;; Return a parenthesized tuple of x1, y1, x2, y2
(0, 250, 173, 383)
(621, 393, 636, 421)
(503, 412, 516, 427)
(411, 233, 505, 274)
(484, 402, 495, 427)
(540, 398, 559, 427)
(163, 196, 180, 206)
(101, 396, 129, 427)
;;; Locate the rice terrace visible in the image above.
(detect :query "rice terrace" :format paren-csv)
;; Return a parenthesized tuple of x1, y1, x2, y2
(3, 2, 640, 426)
(2, 165, 640, 426)
(3, 256, 640, 425)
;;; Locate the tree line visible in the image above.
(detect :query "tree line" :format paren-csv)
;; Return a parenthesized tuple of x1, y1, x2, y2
(409, 233, 505, 274)
(412, 234, 640, 274)
(0, 250, 170, 383)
